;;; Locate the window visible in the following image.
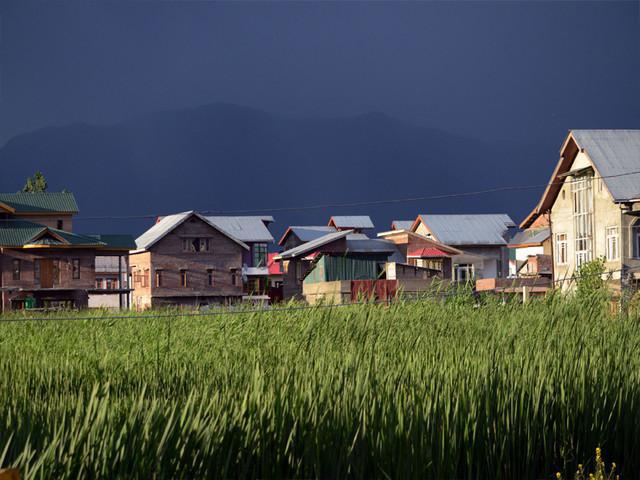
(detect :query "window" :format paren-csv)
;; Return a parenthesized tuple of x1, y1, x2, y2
(106, 278, 116, 290)
(12, 259, 21, 280)
(252, 243, 268, 267)
(34, 259, 40, 281)
(605, 227, 619, 261)
(633, 222, 640, 258)
(72, 259, 80, 279)
(572, 174, 593, 267)
(182, 238, 210, 253)
(231, 269, 237, 286)
(155, 270, 163, 287)
(57, 219, 64, 230)
(556, 233, 568, 265)
(95, 277, 104, 289)
(295, 262, 303, 284)
(207, 269, 214, 287)
(454, 264, 474, 283)
(142, 269, 149, 288)
(180, 269, 188, 287)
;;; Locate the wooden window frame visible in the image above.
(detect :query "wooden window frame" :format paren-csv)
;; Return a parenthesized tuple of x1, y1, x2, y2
(180, 269, 188, 288)
(605, 226, 619, 261)
(556, 233, 568, 265)
(72, 258, 81, 280)
(12, 259, 20, 281)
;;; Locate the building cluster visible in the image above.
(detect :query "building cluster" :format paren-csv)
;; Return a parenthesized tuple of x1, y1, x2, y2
(2, 129, 640, 312)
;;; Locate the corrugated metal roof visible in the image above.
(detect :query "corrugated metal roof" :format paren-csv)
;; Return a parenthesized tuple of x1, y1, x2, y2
(279, 226, 337, 245)
(407, 248, 450, 258)
(508, 228, 550, 247)
(205, 216, 274, 243)
(0, 220, 46, 246)
(276, 230, 353, 260)
(89, 234, 137, 250)
(135, 211, 249, 251)
(329, 216, 374, 229)
(418, 214, 515, 246)
(0, 192, 79, 213)
(571, 130, 640, 201)
(0, 220, 105, 247)
(391, 220, 414, 230)
(345, 237, 396, 254)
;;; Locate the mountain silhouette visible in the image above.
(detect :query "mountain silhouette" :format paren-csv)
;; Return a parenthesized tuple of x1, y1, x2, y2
(0, 103, 550, 238)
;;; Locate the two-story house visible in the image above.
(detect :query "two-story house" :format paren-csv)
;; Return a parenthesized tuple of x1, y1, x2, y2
(205, 216, 275, 298)
(0, 192, 133, 311)
(410, 214, 516, 282)
(521, 130, 640, 294)
(130, 211, 276, 309)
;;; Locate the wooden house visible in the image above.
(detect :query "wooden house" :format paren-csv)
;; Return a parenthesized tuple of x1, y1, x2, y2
(130, 211, 275, 309)
(0, 192, 133, 311)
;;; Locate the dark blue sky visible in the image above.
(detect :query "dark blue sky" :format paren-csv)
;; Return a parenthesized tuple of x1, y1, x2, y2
(1, 1, 639, 145)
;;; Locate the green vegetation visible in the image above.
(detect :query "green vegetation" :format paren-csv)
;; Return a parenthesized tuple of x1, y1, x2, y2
(0, 296, 639, 479)
(21, 171, 48, 193)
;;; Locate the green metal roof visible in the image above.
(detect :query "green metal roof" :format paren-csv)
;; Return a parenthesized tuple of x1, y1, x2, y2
(0, 220, 105, 247)
(88, 234, 137, 250)
(0, 192, 79, 213)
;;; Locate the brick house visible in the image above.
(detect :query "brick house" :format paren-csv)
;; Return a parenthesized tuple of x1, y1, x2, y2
(130, 211, 254, 309)
(0, 192, 133, 311)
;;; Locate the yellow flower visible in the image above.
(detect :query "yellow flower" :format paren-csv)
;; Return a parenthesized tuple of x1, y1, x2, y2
(556, 473, 561, 480)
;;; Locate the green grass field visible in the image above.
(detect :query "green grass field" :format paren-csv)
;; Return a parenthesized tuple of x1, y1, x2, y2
(0, 296, 638, 479)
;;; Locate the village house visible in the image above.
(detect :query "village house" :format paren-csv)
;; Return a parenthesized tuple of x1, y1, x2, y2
(275, 228, 397, 303)
(130, 211, 276, 309)
(0, 192, 133, 311)
(410, 214, 516, 282)
(205, 215, 275, 299)
(521, 129, 640, 295)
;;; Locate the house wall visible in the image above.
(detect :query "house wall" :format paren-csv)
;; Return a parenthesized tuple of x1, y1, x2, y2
(11, 214, 74, 231)
(0, 248, 96, 311)
(414, 222, 507, 279)
(129, 217, 245, 310)
(453, 245, 508, 279)
(550, 151, 624, 291)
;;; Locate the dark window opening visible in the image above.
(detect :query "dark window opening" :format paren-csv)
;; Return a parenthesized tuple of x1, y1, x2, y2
(72, 259, 80, 279)
(207, 269, 214, 287)
(12, 259, 21, 281)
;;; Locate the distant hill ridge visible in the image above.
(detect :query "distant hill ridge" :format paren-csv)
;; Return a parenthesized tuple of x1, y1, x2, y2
(0, 103, 549, 236)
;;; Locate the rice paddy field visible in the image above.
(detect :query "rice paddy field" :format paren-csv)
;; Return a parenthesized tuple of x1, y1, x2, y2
(0, 296, 639, 479)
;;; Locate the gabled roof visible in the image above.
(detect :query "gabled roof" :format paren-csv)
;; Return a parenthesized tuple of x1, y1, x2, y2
(134, 211, 249, 252)
(522, 130, 640, 228)
(0, 192, 79, 214)
(328, 216, 374, 230)
(391, 220, 414, 230)
(205, 216, 274, 243)
(412, 214, 515, 246)
(508, 228, 550, 248)
(407, 248, 450, 258)
(0, 220, 105, 247)
(376, 229, 463, 255)
(278, 226, 336, 246)
(344, 234, 397, 254)
(571, 130, 640, 201)
(275, 230, 353, 260)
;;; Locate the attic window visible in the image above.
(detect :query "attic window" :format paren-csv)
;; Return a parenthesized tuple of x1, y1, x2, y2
(182, 238, 210, 253)
(57, 219, 63, 230)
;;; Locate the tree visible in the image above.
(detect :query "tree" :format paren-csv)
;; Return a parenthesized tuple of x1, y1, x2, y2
(22, 172, 48, 193)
